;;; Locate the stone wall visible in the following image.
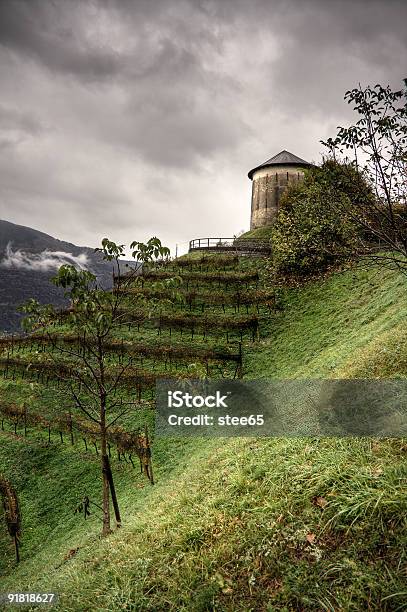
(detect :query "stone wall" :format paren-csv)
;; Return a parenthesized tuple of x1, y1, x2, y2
(250, 165, 305, 229)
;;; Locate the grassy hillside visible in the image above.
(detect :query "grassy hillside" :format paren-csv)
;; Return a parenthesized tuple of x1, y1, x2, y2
(246, 263, 407, 378)
(0, 259, 406, 611)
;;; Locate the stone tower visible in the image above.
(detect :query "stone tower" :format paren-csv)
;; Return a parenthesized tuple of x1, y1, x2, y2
(248, 150, 312, 230)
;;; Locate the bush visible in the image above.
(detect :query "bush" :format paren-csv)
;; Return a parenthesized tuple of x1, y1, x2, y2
(312, 158, 375, 210)
(271, 160, 373, 275)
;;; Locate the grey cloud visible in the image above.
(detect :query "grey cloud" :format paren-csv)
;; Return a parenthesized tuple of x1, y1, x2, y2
(260, 0, 407, 117)
(0, 0, 224, 83)
(0, 0, 405, 253)
(0, 0, 123, 81)
(0, 0, 248, 167)
(0, 105, 44, 135)
(0, 104, 47, 151)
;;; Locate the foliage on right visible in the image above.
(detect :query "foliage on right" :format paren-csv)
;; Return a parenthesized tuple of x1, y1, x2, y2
(322, 79, 407, 273)
(272, 79, 407, 277)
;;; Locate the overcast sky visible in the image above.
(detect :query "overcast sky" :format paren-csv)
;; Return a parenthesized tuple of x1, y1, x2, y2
(0, 0, 406, 255)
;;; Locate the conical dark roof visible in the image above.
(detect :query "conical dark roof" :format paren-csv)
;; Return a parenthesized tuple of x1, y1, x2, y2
(248, 149, 312, 179)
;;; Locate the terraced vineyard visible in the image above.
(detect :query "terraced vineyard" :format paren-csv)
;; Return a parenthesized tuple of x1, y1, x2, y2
(0, 253, 275, 492)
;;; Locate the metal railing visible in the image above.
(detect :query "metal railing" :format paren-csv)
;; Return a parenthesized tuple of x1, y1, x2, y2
(188, 237, 272, 255)
(189, 238, 235, 250)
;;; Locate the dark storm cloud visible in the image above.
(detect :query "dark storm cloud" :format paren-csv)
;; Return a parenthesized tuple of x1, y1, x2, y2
(0, 0, 123, 80)
(0, 0, 406, 252)
(0, 0, 249, 167)
(0, 0, 225, 82)
(261, 0, 407, 116)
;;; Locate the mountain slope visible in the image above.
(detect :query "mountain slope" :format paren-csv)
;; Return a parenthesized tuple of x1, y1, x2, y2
(0, 220, 127, 332)
(0, 260, 406, 611)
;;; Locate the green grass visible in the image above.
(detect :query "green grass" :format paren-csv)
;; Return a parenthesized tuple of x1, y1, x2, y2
(0, 260, 406, 611)
(245, 263, 407, 378)
(238, 226, 274, 240)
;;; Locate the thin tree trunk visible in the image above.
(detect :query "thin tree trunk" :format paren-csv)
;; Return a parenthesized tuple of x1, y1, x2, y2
(104, 455, 122, 528)
(101, 447, 111, 536)
(100, 394, 111, 537)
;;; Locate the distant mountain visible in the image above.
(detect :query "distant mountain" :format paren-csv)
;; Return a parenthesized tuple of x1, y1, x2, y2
(0, 220, 133, 333)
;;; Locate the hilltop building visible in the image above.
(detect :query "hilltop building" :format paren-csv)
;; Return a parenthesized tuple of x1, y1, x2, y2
(248, 150, 312, 229)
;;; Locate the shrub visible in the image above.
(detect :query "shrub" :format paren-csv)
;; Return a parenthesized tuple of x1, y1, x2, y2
(271, 160, 373, 275)
(312, 158, 375, 210)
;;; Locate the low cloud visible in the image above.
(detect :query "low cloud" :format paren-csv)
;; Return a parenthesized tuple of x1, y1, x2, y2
(0, 243, 89, 272)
